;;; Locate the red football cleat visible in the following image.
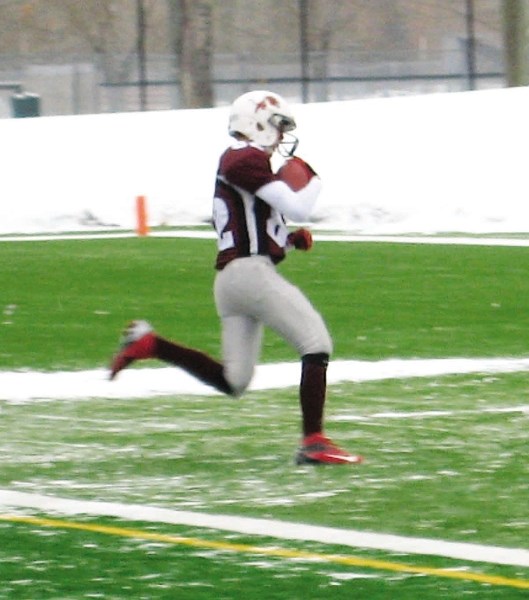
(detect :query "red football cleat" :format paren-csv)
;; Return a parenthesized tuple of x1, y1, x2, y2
(295, 433, 363, 465)
(109, 320, 157, 380)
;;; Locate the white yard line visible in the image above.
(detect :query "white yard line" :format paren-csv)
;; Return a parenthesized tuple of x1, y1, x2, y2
(2, 356, 529, 402)
(0, 490, 527, 568)
(3, 230, 529, 247)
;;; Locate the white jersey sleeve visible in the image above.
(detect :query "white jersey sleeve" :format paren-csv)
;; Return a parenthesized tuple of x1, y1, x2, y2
(255, 177, 322, 222)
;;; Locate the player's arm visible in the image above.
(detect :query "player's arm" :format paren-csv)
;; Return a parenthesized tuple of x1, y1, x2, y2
(255, 177, 321, 222)
(223, 145, 322, 222)
(256, 156, 322, 221)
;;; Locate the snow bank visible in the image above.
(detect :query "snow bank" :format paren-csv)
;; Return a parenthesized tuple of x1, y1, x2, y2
(0, 87, 528, 235)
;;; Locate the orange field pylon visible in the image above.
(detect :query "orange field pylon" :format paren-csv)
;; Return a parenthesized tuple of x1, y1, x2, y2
(135, 195, 149, 236)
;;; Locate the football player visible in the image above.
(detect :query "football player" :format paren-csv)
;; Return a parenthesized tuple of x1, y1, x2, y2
(110, 90, 362, 465)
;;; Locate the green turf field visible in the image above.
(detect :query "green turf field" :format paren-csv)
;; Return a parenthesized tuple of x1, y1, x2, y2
(0, 235, 528, 598)
(3, 235, 529, 369)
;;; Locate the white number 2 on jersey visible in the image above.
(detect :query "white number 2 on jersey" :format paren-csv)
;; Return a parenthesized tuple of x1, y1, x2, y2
(213, 197, 234, 250)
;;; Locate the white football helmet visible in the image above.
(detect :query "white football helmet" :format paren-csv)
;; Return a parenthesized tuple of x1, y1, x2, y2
(228, 90, 299, 156)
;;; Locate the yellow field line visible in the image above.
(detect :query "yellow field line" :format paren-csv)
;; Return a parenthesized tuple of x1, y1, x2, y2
(1, 513, 528, 590)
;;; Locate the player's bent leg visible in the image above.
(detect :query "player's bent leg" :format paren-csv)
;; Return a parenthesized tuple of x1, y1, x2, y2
(109, 320, 235, 395)
(296, 433, 364, 465)
(109, 320, 157, 379)
(296, 352, 363, 465)
(156, 336, 234, 395)
(221, 315, 263, 396)
(253, 265, 332, 357)
(288, 347, 362, 463)
(299, 352, 329, 437)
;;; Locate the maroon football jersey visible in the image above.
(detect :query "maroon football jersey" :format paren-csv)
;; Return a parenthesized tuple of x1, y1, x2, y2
(213, 142, 288, 270)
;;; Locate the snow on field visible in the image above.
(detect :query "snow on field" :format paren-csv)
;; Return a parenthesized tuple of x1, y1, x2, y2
(3, 356, 529, 403)
(1, 87, 529, 235)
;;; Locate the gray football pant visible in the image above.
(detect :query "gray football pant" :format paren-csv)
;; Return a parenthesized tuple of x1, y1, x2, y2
(214, 255, 333, 395)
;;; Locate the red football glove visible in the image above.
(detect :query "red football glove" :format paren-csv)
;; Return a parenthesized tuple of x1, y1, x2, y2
(287, 228, 313, 251)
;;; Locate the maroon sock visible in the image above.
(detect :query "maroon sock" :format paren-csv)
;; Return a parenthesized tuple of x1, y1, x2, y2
(300, 353, 329, 437)
(155, 336, 234, 395)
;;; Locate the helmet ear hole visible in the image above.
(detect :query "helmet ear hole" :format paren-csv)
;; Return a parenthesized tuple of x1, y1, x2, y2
(257, 123, 264, 131)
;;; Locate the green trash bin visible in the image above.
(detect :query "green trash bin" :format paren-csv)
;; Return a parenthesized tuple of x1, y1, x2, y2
(11, 93, 41, 118)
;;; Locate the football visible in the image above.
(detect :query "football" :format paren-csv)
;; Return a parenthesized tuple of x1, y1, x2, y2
(276, 156, 315, 191)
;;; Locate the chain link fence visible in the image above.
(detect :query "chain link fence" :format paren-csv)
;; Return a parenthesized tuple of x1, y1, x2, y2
(0, 44, 505, 118)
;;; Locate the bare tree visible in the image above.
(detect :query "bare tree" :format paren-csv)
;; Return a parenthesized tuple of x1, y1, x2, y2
(502, 0, 529, 86)
(305, 1, 364, 102)
(47, 1, 138, 82)
(168, 0, 213, 108)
